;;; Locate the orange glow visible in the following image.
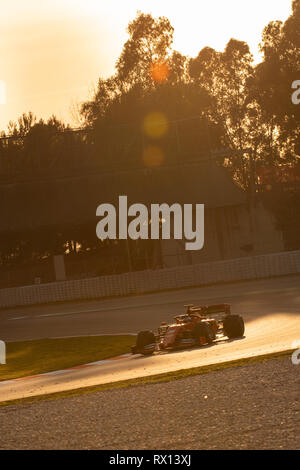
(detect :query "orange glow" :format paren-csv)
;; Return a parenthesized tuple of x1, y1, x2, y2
(143, 145, 164, 167)
(150, 61, 169, 83)
(0, 1, 292, 130)
(143, 112, 168, 139)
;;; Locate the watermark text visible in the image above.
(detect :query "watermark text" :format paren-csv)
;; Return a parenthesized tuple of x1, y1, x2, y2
(0, 340, 6, 365)
(96, 196, 204, 251)
(291, 340, 300, 365)
(291, 80, 300, 105)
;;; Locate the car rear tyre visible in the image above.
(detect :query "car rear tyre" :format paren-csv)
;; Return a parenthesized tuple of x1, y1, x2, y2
(136, 330, 156, 355)
(223, 315, 244, 339)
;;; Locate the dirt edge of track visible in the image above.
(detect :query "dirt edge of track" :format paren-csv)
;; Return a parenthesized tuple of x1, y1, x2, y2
(0, 348, 293, 408)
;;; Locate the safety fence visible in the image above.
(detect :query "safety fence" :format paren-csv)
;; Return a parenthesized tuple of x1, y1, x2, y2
(0, 250, 299, 308)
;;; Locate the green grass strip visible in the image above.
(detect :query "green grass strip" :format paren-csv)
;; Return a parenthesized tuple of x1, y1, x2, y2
(0, 335, 135, 382)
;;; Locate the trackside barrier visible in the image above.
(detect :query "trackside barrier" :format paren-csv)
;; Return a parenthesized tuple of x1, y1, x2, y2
(0, 250, 299, 308)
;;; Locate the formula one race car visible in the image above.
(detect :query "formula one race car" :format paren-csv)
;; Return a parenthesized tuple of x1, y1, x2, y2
(131, 303, 244, 355)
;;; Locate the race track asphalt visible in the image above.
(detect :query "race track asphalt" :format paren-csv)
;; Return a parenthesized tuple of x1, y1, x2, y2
(0, 275, 299, 402)
(1, 274, 299, 342)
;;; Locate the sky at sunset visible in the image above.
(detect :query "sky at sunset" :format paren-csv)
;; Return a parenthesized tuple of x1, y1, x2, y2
(0, 0, 293, 132)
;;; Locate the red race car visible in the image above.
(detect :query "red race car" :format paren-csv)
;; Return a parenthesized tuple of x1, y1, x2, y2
(131, 303, 245, 355)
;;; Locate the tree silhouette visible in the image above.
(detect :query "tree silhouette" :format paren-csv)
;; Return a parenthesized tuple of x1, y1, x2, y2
(0, 4, 300, 276)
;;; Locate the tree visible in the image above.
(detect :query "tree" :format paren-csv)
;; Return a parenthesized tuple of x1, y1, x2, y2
(189, 40, 256, 188)
(80, 76, 122, 127)
(252, 1, 300, 163)
(116, 12, 174, 89)
(7, 112, 37, 137)
(81, 12, 176, 128)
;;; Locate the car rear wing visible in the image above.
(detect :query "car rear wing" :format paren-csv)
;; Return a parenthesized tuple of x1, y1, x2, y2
(185, 303, 231, 317)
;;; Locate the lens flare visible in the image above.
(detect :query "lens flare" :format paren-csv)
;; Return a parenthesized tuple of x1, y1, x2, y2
(143, 145, 164, 168)
(150, 61, 169, 83)
(143, 112, 168, 139)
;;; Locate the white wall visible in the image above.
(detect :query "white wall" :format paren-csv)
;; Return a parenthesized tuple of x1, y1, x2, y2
(0, 250, 299, 308)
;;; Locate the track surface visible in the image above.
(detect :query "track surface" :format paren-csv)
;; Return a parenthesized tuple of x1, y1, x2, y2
(1, 275, 299, 342)
(1, 358, 298, 449)
(0, 275, 299, 402)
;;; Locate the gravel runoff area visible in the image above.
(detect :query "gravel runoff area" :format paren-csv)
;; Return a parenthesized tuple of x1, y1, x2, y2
(0, 357, 299, 450)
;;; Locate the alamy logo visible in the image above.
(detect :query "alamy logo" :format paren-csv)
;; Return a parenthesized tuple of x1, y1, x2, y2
(291, 340, 300, 365)
(96, 196, 204, 251)
(291, 80, 300, 105)
(0, 340, 6, 365)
